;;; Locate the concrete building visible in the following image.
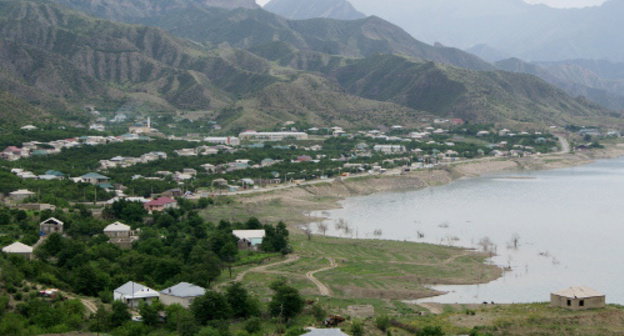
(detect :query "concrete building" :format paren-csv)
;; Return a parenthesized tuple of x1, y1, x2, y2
(239, 131, 308, 141)
(104, 222, 138, 249)
(159, 282, 205, 308)
(9, 189, 35, 202)
(113, 281, 159, 308)
(373, 145, 406, 154)
(204, 137, 240, 146)
(551, 286, 606, 310)
(2, 242, 34, 259)
(39, 217, 64, 236)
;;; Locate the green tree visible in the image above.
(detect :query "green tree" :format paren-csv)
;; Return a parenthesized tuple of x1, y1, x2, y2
(111, 301, 131, 327)
(268, 280, 304, 321)
(225, 282, 259, 318)
(191, 291, 232, 325)
(90, 305, 112, 332)
(139, 302, 159, 326)
(165, 304, 198, 336)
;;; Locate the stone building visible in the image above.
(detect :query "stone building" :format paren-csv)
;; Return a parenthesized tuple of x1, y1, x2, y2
(551, 286, 606, 310)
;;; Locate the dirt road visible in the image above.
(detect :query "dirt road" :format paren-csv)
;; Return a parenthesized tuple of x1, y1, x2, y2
(305, 257, 338, 296)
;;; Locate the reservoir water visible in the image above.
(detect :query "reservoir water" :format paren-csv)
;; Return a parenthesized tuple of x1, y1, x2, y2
(313, 157, 624, 303)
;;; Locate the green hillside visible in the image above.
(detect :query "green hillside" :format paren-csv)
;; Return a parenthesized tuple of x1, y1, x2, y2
(333, 55, 615, 125)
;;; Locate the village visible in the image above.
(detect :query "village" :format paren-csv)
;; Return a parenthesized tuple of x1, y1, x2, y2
(0, 116, 619, 335)
(0, 117, 571, 209)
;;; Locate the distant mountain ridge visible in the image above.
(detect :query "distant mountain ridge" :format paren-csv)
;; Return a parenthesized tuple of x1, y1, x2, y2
(264, 0, 366, 20)
(349, 0, 624, 62)
(51, 0, 495, 71)
(0, 0, 618, 129)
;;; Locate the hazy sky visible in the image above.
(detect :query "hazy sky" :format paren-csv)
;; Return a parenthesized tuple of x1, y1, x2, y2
(255, 0, 608, 8)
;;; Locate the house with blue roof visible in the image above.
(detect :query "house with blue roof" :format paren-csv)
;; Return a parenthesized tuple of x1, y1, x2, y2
(80, 172, 111, 185)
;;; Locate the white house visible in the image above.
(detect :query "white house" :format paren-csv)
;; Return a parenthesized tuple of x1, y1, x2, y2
(239, 131, 308, 141)
(113, 281, 159, 308)
(159, 282, 206, 308)
(2, 242, 34, 259)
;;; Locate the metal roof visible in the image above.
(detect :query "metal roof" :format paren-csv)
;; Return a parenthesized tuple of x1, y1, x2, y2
(2, 242, 33, 253)
(104, 222, 131, 232)
(114, 281, 159, 298)
(304, 329, 349, 336)
(552, 286, 604, 299)
(233, 230, 266, 240)
(160, 282, 205, 298)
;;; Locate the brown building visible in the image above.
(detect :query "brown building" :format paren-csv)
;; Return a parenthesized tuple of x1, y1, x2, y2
(551, 286, 606, 310)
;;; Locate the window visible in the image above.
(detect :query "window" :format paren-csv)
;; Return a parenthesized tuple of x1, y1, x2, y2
(567, 299, 571, 306)
(580, 300, 585, 307)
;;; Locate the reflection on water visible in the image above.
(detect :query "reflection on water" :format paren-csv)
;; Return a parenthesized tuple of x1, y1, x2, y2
(313, 157, 624, 303)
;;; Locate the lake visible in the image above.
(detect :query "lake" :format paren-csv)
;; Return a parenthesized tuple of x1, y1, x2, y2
(313, 157, 624, 303)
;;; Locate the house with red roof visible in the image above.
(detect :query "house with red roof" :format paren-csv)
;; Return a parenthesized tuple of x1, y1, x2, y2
(144, 197, 178, 213)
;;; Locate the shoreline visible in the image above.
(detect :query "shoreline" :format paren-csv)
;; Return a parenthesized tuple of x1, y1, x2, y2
(214, 143, 624, 302)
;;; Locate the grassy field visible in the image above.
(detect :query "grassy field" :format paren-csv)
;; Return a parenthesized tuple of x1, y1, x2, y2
(217, 234, 502, 321)
(391, 303, 624, 336)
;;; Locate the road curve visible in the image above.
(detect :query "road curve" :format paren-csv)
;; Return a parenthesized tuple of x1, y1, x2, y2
(305, 257, 337, 297)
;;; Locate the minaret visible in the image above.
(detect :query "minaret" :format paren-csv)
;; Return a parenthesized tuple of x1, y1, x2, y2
(147, 117, 151, 129)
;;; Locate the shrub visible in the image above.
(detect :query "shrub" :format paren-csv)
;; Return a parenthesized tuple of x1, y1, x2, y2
(376, 315, 391, 331)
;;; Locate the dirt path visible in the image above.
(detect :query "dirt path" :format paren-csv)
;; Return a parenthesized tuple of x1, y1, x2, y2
(230, 254, 301, 284)
(80, 298, 98, 314)
(417, 302, 444, 314)
(305, 257, 337, 297)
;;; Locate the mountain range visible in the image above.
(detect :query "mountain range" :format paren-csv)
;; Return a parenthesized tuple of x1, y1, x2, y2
(264, 0, 366, 20)
(257, 0, 624, 111)
(348, 0, 624, 62)
(0, 0, 618, 130)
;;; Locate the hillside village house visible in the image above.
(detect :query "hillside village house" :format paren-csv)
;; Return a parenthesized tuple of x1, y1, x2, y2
(239, 131, 309, 141)
(113, 281, 159, 308)
(9, 189, 35, 202)
(233, 230, 265, 251)
(104, 222, 139, 249)
(2, 242, 34, 259)
(304, 329, 349, 336)
(551, 286, 606, 310)
(159, 282, 205, 308)
(373, 145, 406, 154)
(204, 136, 240, 146)
(144, 197, 178, 213)
(40, 217, 64, 236)
(80, 172, 111, 185)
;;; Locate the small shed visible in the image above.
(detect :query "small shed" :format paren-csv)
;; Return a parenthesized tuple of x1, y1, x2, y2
(551, 286, 605, 310)
(2, 242, 34, 259)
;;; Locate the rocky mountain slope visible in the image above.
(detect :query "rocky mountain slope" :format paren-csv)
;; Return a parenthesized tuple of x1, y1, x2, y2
(264, 0, 365, 20)
(0, 0, 618, 129)
(51, 0, 495, 71)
